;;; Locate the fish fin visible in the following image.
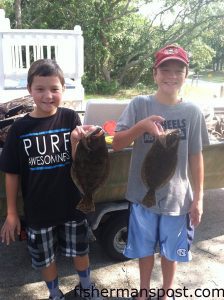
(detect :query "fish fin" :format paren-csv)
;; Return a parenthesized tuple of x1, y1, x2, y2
(70, 165, 85, 194)
(142, 189, 156, 207)
(76, 196, 95, 213)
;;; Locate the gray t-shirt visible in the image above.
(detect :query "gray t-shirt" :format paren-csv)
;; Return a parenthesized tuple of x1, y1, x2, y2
(116, 95, 209, 215)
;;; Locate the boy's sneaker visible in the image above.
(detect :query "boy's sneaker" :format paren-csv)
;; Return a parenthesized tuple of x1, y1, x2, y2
(74, 282, 103, 300)
(49, 289, 65, 300)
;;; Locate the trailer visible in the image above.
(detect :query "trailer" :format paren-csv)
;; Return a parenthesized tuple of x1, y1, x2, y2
(1, 104, 224, 260)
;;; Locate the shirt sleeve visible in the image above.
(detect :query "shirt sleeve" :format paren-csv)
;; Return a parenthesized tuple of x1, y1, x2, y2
(0, 123, 20, 174)
(72, 111, 82, 130)
(188, 107, 210, 155)
(115, 97, 138, 132)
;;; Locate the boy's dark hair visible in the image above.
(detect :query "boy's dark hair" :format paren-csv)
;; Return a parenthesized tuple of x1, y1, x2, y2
(27, 59, 65, 88)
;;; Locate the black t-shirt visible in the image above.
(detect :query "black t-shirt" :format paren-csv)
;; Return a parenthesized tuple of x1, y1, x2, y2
(0, 107, 85, 228)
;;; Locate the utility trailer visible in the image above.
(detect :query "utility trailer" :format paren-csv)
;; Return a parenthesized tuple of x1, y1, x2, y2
(1, 100, 224, 260)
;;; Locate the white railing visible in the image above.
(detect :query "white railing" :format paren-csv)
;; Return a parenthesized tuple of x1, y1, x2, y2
(0, 9, 84, 103)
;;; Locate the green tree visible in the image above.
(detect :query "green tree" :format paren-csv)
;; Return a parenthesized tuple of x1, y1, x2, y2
(2, 0, 224, 92)
(201, 20, 224, 71)
(189, 39, 215, 72)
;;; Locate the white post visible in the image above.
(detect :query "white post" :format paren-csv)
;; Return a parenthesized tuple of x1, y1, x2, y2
(0, 9, 11, 89)
(74, 25, 84, 104)
(0, 33, 4, 89)
(0, 9, 10, 29)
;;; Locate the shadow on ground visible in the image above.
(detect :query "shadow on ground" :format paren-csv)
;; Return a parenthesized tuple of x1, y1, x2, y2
(0, 189, 223, 299)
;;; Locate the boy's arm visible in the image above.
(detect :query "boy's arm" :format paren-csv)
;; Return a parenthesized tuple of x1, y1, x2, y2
(1, 173, 21, 245)
(189, 152, 204, 227)
(113, 115, 164, 151)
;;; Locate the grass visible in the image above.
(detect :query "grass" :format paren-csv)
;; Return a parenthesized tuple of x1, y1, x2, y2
(188, 70, 224, 83)
(85, 87, 154, 100)
(85, 84, 216, 102)
(181, 84, 215, 100)
(85, 71, 224, 101)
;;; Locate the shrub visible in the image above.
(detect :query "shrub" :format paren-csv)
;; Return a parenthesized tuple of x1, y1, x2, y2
(96, 80, 119, 95)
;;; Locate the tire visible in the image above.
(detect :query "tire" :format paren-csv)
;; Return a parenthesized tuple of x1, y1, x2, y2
(100, 213, 129, 261)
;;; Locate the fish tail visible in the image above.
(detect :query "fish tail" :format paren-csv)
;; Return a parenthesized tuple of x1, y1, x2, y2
(76, 195, 95, 213)
(142, 189, 156, 207)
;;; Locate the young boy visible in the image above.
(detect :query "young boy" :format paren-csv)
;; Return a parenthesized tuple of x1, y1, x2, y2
(0, 59, 99, 300)
(112, 45, 209, 300)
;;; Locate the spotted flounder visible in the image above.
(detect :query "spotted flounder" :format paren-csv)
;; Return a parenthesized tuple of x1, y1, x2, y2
(141, 128, 181, 207)
(71, 126, 109, 213)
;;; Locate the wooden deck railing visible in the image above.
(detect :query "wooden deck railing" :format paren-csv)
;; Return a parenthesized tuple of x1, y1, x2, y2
(0, 9, 84, 102)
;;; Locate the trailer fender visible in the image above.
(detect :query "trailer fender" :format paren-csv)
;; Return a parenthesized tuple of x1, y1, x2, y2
(87, 201, 129, 231)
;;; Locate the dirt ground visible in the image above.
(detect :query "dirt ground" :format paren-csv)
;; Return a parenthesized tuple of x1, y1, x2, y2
(0, 188, 223, 300)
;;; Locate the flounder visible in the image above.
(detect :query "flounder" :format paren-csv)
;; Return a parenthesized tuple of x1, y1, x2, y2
(141, 128, 181, 207)
(71, 126, 109, 213)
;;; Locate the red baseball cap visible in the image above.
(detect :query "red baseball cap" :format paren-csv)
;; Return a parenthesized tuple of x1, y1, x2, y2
(154, 45, 189, 68)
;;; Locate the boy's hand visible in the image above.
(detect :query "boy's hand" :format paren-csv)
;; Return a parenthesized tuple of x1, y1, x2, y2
(113, 115, 165, 151)
(1, 213, 21, 245)
(138, 115, 165, 136)
(71, 125, 97, 143)
(189, 199, 203, 227)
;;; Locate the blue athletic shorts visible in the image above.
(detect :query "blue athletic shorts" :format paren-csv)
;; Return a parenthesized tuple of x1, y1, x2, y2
(124, 203, 194, 262)
(27, 220, 89, 269)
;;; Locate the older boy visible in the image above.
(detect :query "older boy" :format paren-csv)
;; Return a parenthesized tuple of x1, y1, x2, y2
(113, 45, 209, 300)
(0, 59, 100, 300)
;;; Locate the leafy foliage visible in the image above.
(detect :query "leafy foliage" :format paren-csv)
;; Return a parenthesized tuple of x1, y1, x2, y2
(2, 0, 224, 92)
